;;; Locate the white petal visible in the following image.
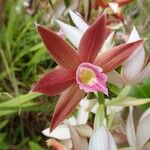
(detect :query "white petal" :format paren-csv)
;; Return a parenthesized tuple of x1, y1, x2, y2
(42, 125, 71, 140)
(69, 10, 88, 33)
(133, 62, 150, 84)
(122, 26, 145, 82)
(79, 97, 97, 112)
(126, 106, 136, 147)
(51, 1, 66, 20)
(136, 108, 150, 150)
(101, 32, 115, 53)
(108, 2, 119, 13)
(57, 29, 65, 38)
(79, 98, 90, 109)
(88, 126, 117, 150)
(76, 107, 89, 125)
(140, 107, 150, 122)
(56, 20, 83, 48)
(107, 70, 126, 86)
(67, 117, 76, 126)
(107, 106, 123, 114)
(91, 103, 99, 114)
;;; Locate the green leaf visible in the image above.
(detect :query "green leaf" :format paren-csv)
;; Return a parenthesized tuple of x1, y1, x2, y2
(0, 120, 9, 130)
(0, 93, 42, 116)
(0, 93, 42, 107)
(29, 141, 44, 150)
(108, 97, 150, 107)
(130, 78, 150, 98)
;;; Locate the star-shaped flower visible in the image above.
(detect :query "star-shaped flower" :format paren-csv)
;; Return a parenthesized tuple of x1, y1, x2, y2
(31, 13, 143, 131)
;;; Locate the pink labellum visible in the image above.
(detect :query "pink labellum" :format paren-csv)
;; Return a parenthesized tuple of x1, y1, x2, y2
(76, 63, 108, 95)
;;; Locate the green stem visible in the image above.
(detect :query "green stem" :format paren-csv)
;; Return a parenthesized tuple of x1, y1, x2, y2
(98, 92, 105, 105)
(97, 92, 108, 126)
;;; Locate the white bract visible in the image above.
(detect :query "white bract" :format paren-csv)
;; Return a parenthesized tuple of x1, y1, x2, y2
(108, 27, 149, 86)
(126, 107, 150, 150)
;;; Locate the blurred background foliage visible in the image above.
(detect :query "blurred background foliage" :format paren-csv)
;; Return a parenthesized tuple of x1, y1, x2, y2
(0, 0, 150, 149)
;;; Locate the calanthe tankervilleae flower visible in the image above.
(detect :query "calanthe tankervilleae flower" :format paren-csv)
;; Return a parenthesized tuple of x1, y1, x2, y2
(31, 13, 143, 131)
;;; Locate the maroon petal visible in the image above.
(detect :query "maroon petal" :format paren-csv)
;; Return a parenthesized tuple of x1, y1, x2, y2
(94, 40, 144, 73)
(51, 84, 85, 131)
(31, 67, 76, 96)
(79, 13, 106, 63)
(36, 24, 80, 70)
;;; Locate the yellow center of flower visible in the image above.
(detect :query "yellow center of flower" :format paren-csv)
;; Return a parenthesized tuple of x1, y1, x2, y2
(79, 67, 96, 84)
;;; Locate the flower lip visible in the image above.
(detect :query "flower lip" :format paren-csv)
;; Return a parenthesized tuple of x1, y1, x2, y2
(76, 62, 108, 95)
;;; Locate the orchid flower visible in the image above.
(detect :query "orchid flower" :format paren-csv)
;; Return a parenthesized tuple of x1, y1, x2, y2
(94, 0, 134, 21)
(32, 12, 143, 131)
(108, 27, 150, 86)
(126, 107, 150, 150)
